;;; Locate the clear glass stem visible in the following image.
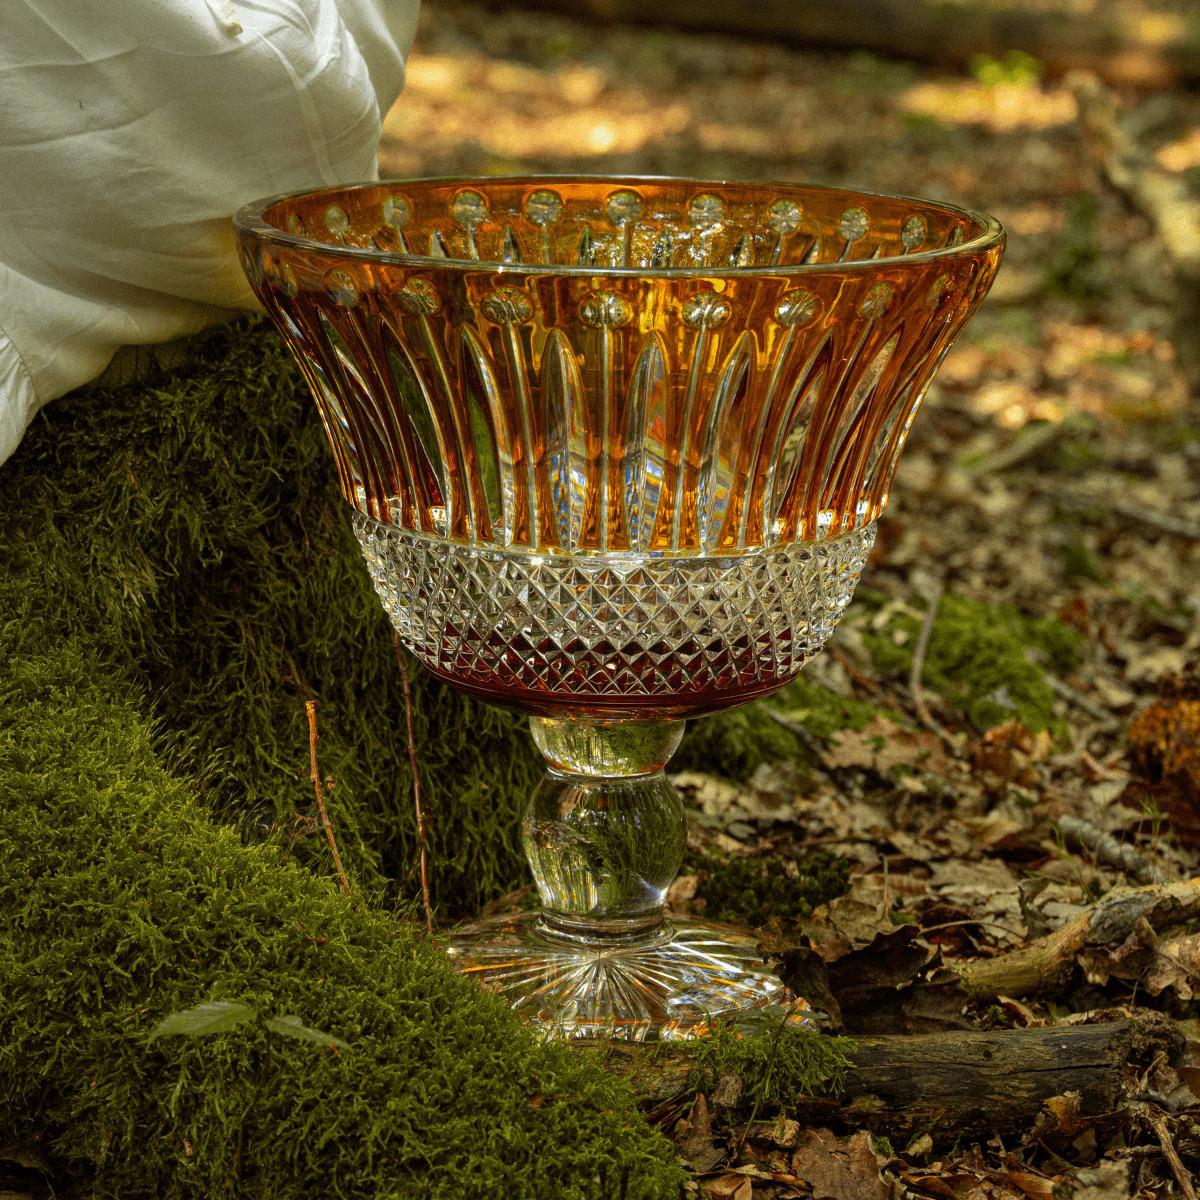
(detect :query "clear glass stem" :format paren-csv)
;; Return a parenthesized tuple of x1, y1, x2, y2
(523, 718, 687, 941)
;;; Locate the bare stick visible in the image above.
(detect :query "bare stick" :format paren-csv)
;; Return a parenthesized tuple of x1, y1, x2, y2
(1042, 672, 1119, 725)
(306, 700, 352, 897)
(394, 633, 433, 936)
(909, 578, 960, 756)
(1140, 1103, 1199, 1200)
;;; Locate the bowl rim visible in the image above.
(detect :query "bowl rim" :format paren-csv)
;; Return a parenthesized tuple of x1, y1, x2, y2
(233, 173, 1005, 277)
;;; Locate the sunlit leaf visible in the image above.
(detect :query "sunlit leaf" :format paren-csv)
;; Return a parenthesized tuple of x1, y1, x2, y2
(149, 1001, 257, 1041)
(264, 1014, 350, 1050)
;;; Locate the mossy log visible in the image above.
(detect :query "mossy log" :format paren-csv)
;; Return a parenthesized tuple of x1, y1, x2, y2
(584, 1017, 1177, 1140)
(501, 0, 1200, 87)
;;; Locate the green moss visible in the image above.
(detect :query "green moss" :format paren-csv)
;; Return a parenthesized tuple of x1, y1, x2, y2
(862, 593, 1081, 733)
(687, 1019, 856, 1110)
(0, 319, 539, 914)
(674, 702, 803, 781)
(674, 668, 899, 784)
(0, 570, 682, 1196)
(693, 852, 852, 928)
(769, 675, 899, 740)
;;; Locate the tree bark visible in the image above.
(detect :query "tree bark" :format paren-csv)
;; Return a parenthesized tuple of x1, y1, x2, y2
(585, 1016, 1178, 1139)
(497, 0, 1200, 87)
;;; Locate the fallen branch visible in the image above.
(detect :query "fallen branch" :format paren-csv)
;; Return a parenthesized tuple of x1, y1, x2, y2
(497, 0, 1200, 87)
(585, 1017, 1178, 1140)
(954, 876, 1200, 1000)
(1042, 483, 1200, 544)
(965, 420, 1067, 478)
(305, 700, 352, 898)
(760, 703, 832, 759)
(1058, 813, 1163, 886)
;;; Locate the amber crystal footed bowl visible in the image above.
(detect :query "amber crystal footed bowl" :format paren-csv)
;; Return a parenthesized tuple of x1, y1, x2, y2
(235, 176, 1003, 1040)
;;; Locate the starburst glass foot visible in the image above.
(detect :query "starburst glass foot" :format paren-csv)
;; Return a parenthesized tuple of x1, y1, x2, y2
(448, 912, 793, 1041)
(441, 716, 803, 1040)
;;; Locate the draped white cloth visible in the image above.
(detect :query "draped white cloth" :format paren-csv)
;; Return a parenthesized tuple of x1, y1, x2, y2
(0, 0, 420, 464)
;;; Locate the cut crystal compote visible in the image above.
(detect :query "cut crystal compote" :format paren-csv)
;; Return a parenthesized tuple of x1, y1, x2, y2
(235, 177, 1003, 1040)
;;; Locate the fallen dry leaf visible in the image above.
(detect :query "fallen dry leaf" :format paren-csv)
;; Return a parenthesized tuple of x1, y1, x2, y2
(700, 1175, 752, 1200)
(824, 715, 954, 779)
(793, 1129, 888, 1200)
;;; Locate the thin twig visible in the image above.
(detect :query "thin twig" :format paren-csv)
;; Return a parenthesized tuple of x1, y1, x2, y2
(1140, 1103, 1198, 1200)
(394, 633, 433, 936)
(1041, 672, 1120, 725)
(908, 578, 960, 757)
(920, 919, 1023, 936)
(759, 702, 831, 758)
(965, 419, 1066, 477)
(736, 998, 803, 1152)
(305, 700, 352, 898)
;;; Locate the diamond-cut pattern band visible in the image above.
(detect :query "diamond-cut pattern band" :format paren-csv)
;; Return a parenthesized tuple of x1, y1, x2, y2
(355, 512, 874, 705)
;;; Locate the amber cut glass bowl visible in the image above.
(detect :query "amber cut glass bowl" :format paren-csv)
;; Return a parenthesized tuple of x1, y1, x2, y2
(235, 177, 1003, 1040)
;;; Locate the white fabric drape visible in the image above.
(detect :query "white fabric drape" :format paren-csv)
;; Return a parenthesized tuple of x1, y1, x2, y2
(0, 0, 420, 464)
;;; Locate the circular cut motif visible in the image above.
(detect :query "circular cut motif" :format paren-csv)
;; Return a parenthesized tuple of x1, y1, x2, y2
(325, 205, 350, 235)
(286, 213, 303, 236)
(688, 193, 725, 228)
(239, 246, 259, 285)
(606, 190, 643, 224)
(774, 290, 821, 328)
(382, 196, 412, 229)
(767, 199, 802, 234)
(524, 190, 563, 226)
(838, 207, 869, 243)
(482, 287, 533, 325)
(398, 277, 439, 315)
(682, 291, 732, 329)
(859, 282, 893, 319)
(451, 189, 488, 227)
(900, 216, 926, 252)
(925, 273, 952, 308)
(325, 269, 359, 308)
(580, 291, 632, 328)
(277, 261, 298, 298)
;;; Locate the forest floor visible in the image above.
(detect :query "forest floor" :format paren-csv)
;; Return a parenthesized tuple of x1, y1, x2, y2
(382, 4, 1200, 1197)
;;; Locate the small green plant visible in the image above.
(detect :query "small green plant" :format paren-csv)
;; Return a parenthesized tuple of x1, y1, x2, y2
(675, 700, 807, 781)
(149, 999, 350, 1048)
(969, 50, 1042, 88)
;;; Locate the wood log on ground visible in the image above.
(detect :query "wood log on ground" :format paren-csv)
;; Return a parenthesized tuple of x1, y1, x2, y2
(497, 0, 1200, 87)
(1069, 70, 1200, 393)
(585, 1016, 1179, 1140)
